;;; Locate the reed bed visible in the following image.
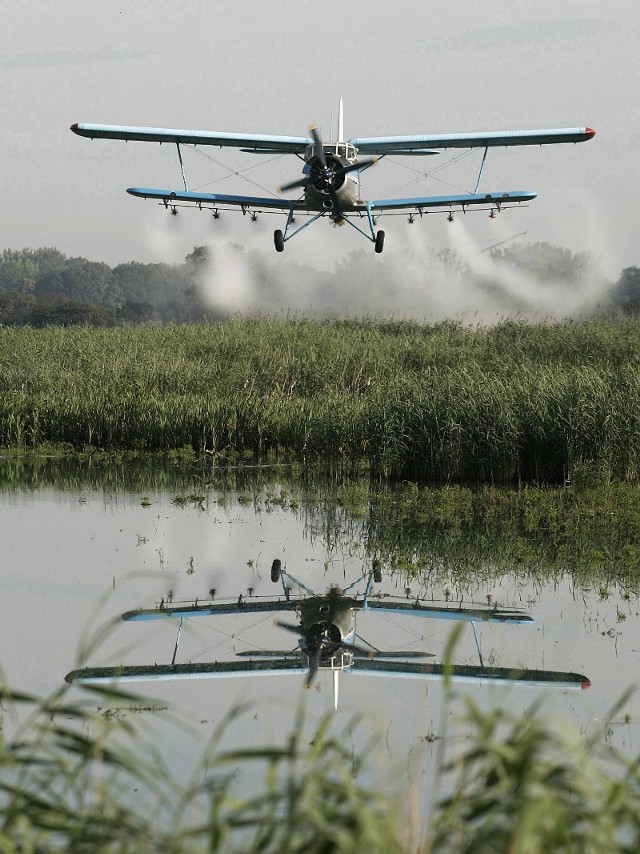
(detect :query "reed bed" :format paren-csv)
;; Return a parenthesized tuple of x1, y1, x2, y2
(2, 319, 640, 483)
(2, 663, 639, 851)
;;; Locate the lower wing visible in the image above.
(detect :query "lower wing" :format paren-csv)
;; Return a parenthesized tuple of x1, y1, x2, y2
(125, 187, 534, 217)
(122, 600, 297, 621)
(127, 187, 301, 211)
(367, 190, 536, 213)
(360, 600, 534, 624)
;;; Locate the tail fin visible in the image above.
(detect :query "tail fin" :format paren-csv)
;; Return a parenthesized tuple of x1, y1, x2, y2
(338, 98, 344, 143)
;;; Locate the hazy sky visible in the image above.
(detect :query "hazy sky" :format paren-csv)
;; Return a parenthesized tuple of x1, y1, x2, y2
(3, 1, 639, 278)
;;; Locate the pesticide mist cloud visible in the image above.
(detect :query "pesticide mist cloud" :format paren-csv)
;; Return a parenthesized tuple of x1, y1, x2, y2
(196, 222, 614, 323)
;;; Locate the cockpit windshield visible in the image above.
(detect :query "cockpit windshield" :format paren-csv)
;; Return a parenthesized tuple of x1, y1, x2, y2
(304, 142, 358, 162)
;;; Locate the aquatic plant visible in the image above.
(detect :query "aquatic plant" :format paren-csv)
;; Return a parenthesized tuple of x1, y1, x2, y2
(427, 692, 640, 853)
(0, 681, 396, 853)
(2, 319, 640, 483)
(1, 672, 639, 851)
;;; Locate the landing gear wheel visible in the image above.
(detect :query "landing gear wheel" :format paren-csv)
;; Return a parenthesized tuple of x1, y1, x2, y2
(271, 559, 282, 583)
(374, 230, 385, 254)
(274, 230, 285, 252)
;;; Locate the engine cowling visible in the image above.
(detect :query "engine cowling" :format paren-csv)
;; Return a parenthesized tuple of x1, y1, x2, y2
(307, 154, 348, 194)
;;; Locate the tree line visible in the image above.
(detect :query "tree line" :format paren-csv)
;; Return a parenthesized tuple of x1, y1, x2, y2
(0, 246, 216, 326)
(0, 242, 639, 326)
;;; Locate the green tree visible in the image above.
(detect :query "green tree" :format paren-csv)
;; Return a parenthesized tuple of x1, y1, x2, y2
(113, 261, 186, 306)
(0, 248, 67, 294)
(185, 245, 211, 269)
(35, 258, 120, 306)
(491, 241, 603, 284)
(30, 295, 114, 327)
(612, 266, 640, 316)
(0, 290, 35, 325)
(117, 300, 156, 324)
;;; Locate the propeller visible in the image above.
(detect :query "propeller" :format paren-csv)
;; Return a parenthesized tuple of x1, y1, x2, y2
(274, 617, 373, 688)
(306, 646, 322, 688)
(274, 620, 304, 635)
(273, 620, 325, 686)
(352, 650, 435, 659)
(343, 639, 377, 658)
(277, 125, 377, 223)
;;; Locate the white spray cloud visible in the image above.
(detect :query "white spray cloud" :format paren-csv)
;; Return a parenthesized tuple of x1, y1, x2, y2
(185, 211, 617, 324)
(202, 243, 255, 314)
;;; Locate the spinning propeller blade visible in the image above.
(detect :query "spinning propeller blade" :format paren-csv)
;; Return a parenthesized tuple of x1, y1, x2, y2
(274, 620, 303, 635)
(274, 618, 320, 686)
(344, 640, 376, 658)
(305, 647, 322, 687)
(276, 124, 377, 224)
(277, 176, 310, 193)
(309, 125, 326, 167)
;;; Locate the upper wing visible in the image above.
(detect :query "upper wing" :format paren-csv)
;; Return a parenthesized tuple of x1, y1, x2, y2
(366, 190, 536, 213)
(66, 659, 307, 684)
(70, 123, 310, 154)
(127, 187, 302, 211)
(349, 659, 590, 689)
(349, 127, 595, 155)
(71, 123, 595, 156)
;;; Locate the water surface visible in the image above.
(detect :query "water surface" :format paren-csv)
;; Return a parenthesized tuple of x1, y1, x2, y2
(1, 456, 638, 825)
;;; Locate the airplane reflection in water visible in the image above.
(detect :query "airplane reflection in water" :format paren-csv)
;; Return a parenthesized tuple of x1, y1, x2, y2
(66, 561, 590, 709)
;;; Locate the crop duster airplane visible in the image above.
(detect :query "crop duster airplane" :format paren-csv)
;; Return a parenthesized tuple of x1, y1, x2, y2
(70, 101, 594, 253)
(66, 561, 590, 711)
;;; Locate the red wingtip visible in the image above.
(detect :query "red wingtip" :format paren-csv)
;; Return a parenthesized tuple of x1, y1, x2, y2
(585, 127, 596, 139)
(581, 678, 592, 690)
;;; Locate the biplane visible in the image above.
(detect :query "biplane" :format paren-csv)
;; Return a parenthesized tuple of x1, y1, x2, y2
(70, 100, 595, 253)
(65, 560, 590, 709)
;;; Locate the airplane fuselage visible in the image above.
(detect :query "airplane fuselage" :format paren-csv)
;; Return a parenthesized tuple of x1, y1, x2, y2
(297, 588, 356, 669)
(303, 141, 362, 215)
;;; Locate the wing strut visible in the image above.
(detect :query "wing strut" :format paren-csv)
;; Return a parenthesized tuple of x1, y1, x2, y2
(171, 617, 184, 665)
(470, 621, 484, 667)
(176, 143, 188, 191)
(474, 146, 489, 194)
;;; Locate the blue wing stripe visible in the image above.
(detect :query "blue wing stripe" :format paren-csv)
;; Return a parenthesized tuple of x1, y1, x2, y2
(127, 187, 300, 211)
(368, 190, 537, 212)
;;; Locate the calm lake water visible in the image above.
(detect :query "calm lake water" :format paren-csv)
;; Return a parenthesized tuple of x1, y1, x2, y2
(2, 455, 639, 830)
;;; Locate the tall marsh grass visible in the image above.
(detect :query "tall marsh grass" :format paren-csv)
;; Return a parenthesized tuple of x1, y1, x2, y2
(0, 681, 396, 853)
(2, 674, 639, 851)
(2, 319, 640, 483)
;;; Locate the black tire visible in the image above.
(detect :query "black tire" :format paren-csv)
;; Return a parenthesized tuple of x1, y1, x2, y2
(274, 230, 285, 252)
(372, 560, 382, 584)
(270, 559, 282, 583)
(374, 230, 385, 254)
